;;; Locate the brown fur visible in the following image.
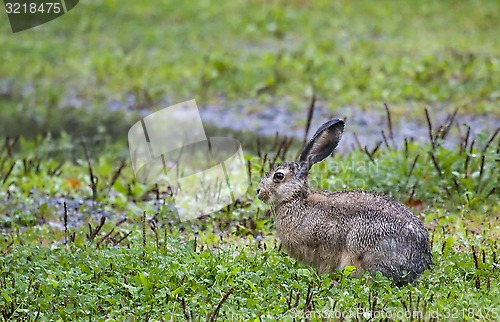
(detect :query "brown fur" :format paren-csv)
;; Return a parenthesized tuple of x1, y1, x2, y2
(257, 123, 432, 284)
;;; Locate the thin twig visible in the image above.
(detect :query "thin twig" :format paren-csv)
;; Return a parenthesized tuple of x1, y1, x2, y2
(260, 154, 268, 176)
(464, 152, 471, 179)
(408, 183, 418, 203)
(370, 141, 382, 156)
(81, 139, 98, 204)
(436, 108, 458, 140)
(461, 125, 471, 155)
(247, 160, 252, 187)
(304, 284, 314, 313)
(1, 162, 15, 185)
(142, 211, 146, 260)
(476, 155, 485, 195)
(280, 137, 294, 160)
(404, 138, 409, 160)
(63, 202, 68, 244)
(182, 297, 191, 322)
(363, 146, 375, 163)
(429, 152, 443, 177)
(424, 108, 435, 150)
(106, 159, 126, 194)
(301, 93, 317, 151)
(97, 228, 115, 247)
(113, 230, 133, 246)
(47, 161, 64, 176)
(87, 217, 106, 243)
(256, 137, 262, 159)
(353, 132, 363, 151)
(271, 132, 280, 151)
(404, 155, 420, 187)
(381, 130, 392, 150)
(481, 127, 499, 154)
(206, 288, 233, 322)
(384, 103, 395, 148)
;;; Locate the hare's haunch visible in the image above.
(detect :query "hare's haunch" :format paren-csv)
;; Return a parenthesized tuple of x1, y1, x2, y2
(257, 119, 432, 284)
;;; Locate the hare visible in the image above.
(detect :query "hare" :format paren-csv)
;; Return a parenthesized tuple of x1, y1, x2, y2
(257, 119, 432, 284)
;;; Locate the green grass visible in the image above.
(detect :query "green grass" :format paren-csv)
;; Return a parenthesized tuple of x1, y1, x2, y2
(1, 125, 498, 320)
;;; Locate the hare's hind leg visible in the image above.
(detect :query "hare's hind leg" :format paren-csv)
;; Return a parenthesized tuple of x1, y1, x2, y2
(338, 250, 365, 277)
(358, 239, 422, 283)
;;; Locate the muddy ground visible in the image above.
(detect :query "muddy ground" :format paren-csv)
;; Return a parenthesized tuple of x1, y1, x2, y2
(200, 101, 499, 153)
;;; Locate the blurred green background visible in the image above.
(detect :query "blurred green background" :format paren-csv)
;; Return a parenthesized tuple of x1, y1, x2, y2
(1, 0, 499, 140)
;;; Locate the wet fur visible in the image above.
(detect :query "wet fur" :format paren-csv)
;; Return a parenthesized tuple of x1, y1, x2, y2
(257, 123, 432, 284)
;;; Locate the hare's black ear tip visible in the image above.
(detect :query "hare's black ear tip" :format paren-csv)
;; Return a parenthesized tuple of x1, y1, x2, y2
(330, 118, 345, 129)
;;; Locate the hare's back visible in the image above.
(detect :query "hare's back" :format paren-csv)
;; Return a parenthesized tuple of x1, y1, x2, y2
(313, 190, 421, 225)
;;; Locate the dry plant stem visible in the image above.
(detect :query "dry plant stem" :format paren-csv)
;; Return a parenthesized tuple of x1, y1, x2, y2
(404, 155, 420, 187)
(294, 291, 300, 308)
(142, 211, 146, 260)
(256, 137, 262, 158)
(481, 127, 499, 154)
(281, 137, 294, 160)
(1, 136, 19, 158)
(384, 103, 396, 149)
(303, 93, 316, 147)
(63, 202, 68, 244)
(464, 150, 471, 179)
(260, 153, 268, 176)
(363, 146, 375, 162)
(247, 159, 252, 187)
(370, 141, 382, 156)
(381, 130, 392, 150)
(106, 159, 126, 194)
(81, 139, 98, 205)
(428, 151, 457, 204)
(304, 284, 314, 313)
(286, 289, 293, 310)
(113, 230, 133, 246)
(437, 109, 458, 140)
(207, 288, 233, 322)
(271, 132, 279, 151)
(424, 108, 435, 150)
(181, 297, 191, 322)
(297, 93, 317, 159)
(404, 138, 410, 160)
(353, 132, 363, 151)
(87, 217, 106, 243)
(461, 125, 471, 155)
(96, 228, 115, 247)
(476, 155, 485, 195)
(1, 162, 15, 184)
(47, 161, 64, 176)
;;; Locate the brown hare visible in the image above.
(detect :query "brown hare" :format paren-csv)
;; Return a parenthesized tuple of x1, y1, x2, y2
(257, 119, 432, 284)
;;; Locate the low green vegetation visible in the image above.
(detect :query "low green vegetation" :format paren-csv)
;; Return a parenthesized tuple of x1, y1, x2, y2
(1, 0, 499, 320)
(0, 116, 498, 320)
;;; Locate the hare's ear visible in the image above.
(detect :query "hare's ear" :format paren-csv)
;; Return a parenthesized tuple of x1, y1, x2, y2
(299, 119, 344, 169)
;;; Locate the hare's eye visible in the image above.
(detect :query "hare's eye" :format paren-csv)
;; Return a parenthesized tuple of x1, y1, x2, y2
(273, 172, 284, 181)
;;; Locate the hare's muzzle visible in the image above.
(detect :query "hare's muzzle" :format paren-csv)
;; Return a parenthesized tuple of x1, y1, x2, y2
(256, 188, 264, 201)
(256, 187, 269, 203)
